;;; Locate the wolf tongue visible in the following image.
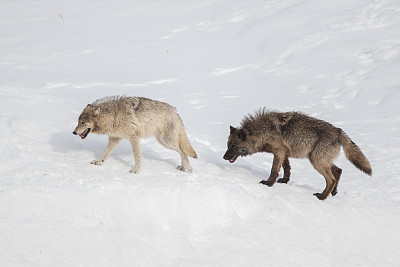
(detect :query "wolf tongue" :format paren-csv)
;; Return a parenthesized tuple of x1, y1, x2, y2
(80, 129, 88, 138)
(229, 154, 239, 163)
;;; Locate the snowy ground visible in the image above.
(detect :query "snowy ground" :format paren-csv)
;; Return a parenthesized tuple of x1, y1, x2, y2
(1, 0, 400, 266)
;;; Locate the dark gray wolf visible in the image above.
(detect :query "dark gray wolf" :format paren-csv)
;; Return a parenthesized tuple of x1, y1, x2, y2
(73, 96, 197, 173)
(223, 109, 372, 200)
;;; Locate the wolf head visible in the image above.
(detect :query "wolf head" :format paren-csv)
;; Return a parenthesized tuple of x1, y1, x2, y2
(72, 104, 99, 139)
(223, 126, 250, 163)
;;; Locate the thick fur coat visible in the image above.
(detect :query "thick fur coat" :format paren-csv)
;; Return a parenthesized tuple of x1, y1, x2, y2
(73, 96, 197, 173)
(223, 109, 372, 200)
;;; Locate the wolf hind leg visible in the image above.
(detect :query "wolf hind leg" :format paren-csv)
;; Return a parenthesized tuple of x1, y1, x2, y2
(312, 166, 336, 200)
(156, 131, 192, 172)
(176, 150, 192, 172)
(309, 145, 339, 200)
(162, 140, 192, 172)
(91, 136, 120, 165)
(277, 156, 291, 184)
(331, 164, 342, 196)
(129, 136, 142, 174)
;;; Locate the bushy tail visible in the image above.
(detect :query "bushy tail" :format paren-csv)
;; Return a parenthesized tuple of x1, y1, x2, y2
(339, 130, 372, 176)
(179, 130, 197, 159)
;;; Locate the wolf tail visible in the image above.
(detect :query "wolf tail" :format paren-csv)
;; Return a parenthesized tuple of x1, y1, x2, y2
(339, 130, 372, 176)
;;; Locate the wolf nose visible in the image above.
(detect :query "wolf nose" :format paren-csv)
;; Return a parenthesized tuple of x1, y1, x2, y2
(73, 131, 77, 135)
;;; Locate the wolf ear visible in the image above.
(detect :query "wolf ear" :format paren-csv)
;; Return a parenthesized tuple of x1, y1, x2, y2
(230, 126, 236, 134)
(93, 107, 100, 117)
(237, 129, 248, 141)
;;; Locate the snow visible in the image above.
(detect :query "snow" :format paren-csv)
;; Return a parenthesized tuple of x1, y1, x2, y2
(1, 0, 399, 266)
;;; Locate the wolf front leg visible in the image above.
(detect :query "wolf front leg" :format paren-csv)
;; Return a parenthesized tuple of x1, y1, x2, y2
(91, 136, 120, 165)
(129, 136, 142, 174)
(277, 156, 291, 184)
(260, 152, 285, 187)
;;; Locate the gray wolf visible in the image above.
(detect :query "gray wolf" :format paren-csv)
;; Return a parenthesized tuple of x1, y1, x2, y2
(223, 109, 372, 200)
(73, 96, 197, 173)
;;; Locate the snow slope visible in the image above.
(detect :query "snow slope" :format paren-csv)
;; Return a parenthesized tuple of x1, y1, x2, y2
(1, 0, 400, 266)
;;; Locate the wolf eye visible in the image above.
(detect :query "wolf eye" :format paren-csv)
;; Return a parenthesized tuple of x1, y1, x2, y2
(81, 122, 85, 125)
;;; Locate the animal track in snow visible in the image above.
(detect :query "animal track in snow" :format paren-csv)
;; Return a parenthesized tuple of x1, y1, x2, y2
(275, 33, 328, 65)
(330, 1, 396, 32)
(355, 40, 400, 65)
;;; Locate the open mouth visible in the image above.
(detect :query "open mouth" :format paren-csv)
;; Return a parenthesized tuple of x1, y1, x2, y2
(79, 128, 91, 139)
(228, 154, 239, 163)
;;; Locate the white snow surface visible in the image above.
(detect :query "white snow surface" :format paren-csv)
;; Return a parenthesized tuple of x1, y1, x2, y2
(1, 0, 400, 266)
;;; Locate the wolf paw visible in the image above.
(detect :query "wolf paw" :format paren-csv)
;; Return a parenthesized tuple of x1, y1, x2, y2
(313, 193, 327, 200)
(129, 167, 140, 174)
(90, 160, 104, 165)
(277, 178, 290, 184)
(260, 180, 275, 187)
(177, 166, 192, 172)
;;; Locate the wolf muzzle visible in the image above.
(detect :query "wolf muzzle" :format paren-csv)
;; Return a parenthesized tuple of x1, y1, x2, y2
(223, 148, 239, 163)
(73, 128, 91, 139)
